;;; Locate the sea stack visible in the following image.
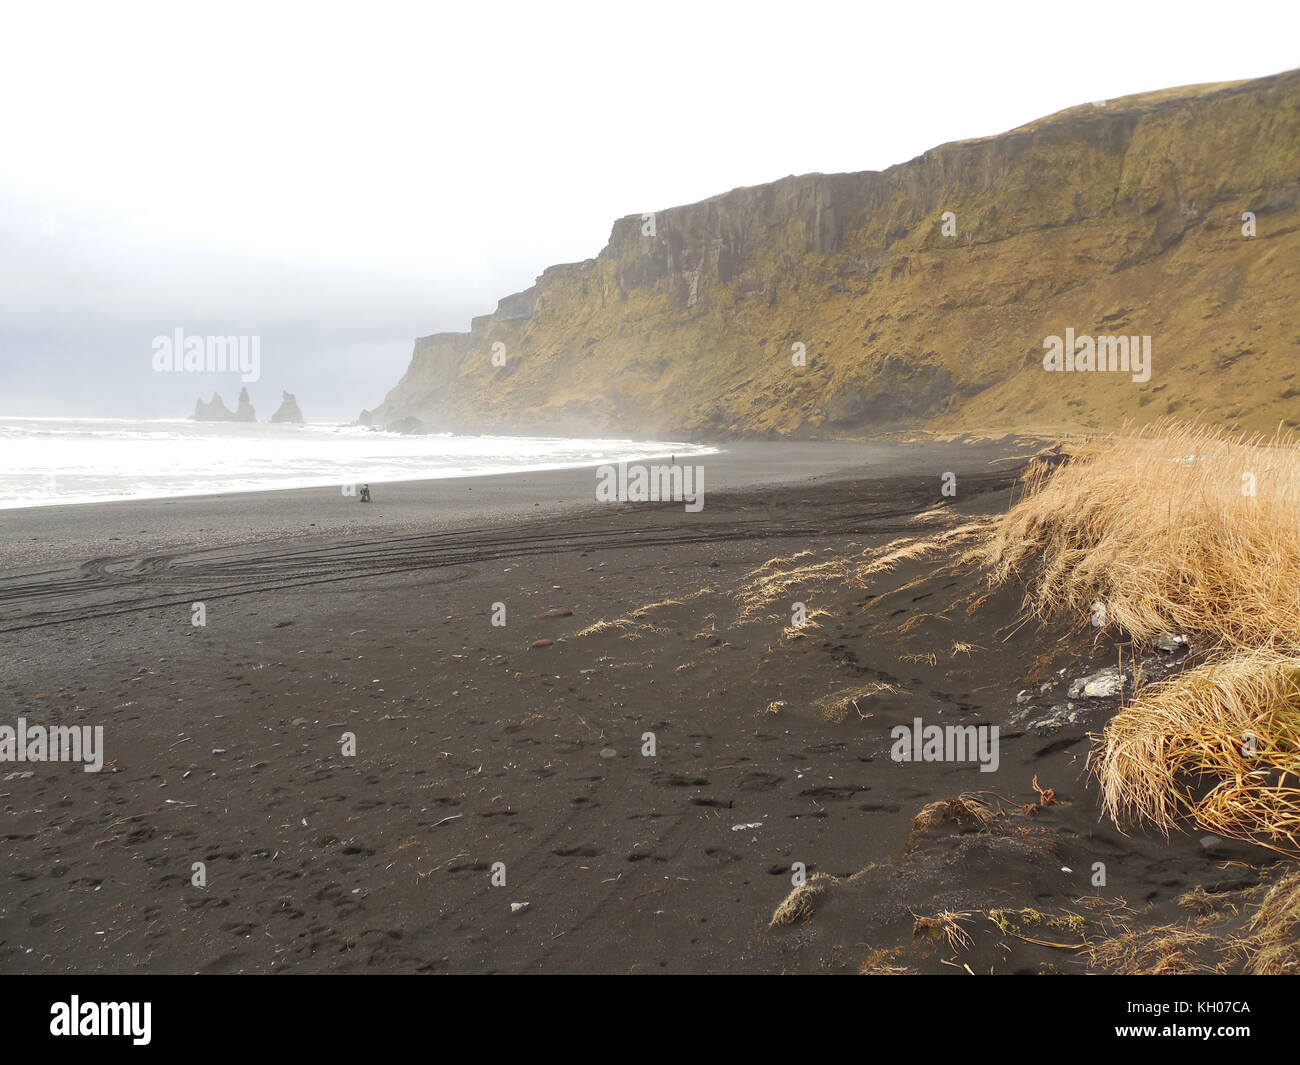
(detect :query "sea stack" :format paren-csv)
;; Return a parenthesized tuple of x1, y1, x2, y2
(271, 391, 305, 423)
(193, 392, 235, 421)
(234, 387, 256, 422)
(194, 388, 258, 422)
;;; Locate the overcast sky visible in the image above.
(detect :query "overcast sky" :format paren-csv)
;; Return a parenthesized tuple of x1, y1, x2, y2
(2, 0, 1296, 421)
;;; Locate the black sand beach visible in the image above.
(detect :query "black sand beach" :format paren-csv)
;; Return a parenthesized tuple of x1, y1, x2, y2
(0, 439, 1278, 973)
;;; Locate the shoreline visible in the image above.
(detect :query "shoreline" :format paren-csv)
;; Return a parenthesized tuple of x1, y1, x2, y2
(0, 451, 719, 514)
(0, 439, 1027, 572)
(0, 416, 724, 515)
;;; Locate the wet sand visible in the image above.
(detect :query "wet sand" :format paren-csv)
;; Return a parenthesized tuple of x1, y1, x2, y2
(1, 441, 941, 570)
(0, 436, 1269, 973)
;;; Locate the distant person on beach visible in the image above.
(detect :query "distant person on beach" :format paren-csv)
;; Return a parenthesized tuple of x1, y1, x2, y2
(359, 484, 371, 503)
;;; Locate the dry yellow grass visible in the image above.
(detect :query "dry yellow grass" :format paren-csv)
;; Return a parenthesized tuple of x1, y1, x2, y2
(628, 587, 713, 618)
(970, 422, 1300, 855)
(578, 588, 714, 640)
(912, 910, 975, 952)
(906, 794, 999, 851)
(973, 421, 1300, 653)
(768, 874, 833, 927)
(1083, 868, 1300, 973)
(736, 523, 987, 621)
(1087, 870, 1300, 974)
(812, 681, 902, 723)
(1234, 869, 1300, 974)
(575, 617, 667, 640)
(1088, 925, 1221, 975)
(858, 947, 916, 975)
(1093, 651, 1300, 852)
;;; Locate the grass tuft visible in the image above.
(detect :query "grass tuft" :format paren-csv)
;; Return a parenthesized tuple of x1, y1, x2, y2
(972, 421, 1300, 853)
(972, 420, 1300, 653)
(1093, 651, 1300, 852)
(769, 874, 833, 928)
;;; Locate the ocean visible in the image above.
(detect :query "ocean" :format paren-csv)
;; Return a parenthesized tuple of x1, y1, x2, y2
(0, 417, 716, 509)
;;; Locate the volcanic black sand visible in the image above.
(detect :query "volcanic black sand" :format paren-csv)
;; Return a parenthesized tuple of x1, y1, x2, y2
(0, 439, 1278, 973)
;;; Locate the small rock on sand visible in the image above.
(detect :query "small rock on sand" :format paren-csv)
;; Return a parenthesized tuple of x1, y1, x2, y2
(1067, 667, 1123, 699)
(1027, 705, 1082, 733)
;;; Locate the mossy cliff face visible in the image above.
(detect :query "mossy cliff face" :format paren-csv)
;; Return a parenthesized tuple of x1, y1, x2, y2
(372, 69, 1299, 439)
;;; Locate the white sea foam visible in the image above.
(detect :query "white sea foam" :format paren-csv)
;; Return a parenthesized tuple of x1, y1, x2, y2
(0, 417, 717, 509)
